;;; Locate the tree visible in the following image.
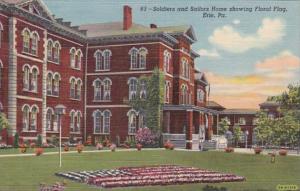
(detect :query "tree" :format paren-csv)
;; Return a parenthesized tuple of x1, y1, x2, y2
(254, 111, 275, 146)
(232, 125, 242, 146)
(129, 68, 165, 133)
(0, 113, 9, 132)
(218, 118, 229, 135)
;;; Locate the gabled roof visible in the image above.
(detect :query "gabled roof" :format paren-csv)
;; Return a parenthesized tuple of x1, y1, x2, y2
(79, 22, 197, 43)
(206, 101, 225, 110)
(195, 71, 208, 85)
(1, 0, 55, 21)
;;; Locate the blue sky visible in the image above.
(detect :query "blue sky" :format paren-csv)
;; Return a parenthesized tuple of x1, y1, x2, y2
(44, 0, 300, 108)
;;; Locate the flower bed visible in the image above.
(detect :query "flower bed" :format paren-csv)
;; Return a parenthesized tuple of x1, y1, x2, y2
(56, 165, 245, 188)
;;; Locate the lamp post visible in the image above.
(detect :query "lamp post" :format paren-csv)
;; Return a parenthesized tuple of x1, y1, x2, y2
(245, 130, 249, 149)
(55, 105, 66, 168)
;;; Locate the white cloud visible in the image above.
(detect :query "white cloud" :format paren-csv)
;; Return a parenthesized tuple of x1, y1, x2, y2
(232, 19, 240, 25)
(208, 18, 285, 53)
(198, 49, 220, 58)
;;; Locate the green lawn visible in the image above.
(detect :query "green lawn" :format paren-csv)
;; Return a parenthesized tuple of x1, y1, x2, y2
(0, 150, 299, 191)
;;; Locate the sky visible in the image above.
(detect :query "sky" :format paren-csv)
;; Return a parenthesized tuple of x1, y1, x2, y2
(44, 0, 300, 109)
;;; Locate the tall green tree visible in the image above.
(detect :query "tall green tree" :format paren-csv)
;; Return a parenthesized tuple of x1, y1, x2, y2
(129, 68, 165, 133)
(218, 118, 230, 135)
(232, 125, 242, 146)
(0, 113, 9, 131)
(254, 111, 275, 146)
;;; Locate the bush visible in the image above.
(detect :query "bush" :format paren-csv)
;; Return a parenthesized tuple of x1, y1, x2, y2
(37, 134, 42, 147)
(225, 147, 234, 153)
(254, 147, 262, 154)
(35, 148, 44, 156)
(135, 128, 158, 148)
(279, 149, 287, 156)
(124, 136, 135, 148)
(110, 144, 116, 152)
(13, 133, 19, 148)
(96, 143, 103, 150)
(76, 144, 84, 153)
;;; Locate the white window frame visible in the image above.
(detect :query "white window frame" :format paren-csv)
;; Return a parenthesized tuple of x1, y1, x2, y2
(94, 50, 103, 71)
(93, 110, 102, 134)
(128, 77, 138, 100)
(127, 109, 138, 135)
(22, 28, 30, 53)
(31, 32, 39, 55)
(93, 79, 102, 101)
(103, 110, 111, 134)
(165, 81, 171, 103)
(163, 50, 171, 73)
(103, 78, 112, 101)
(103, 49, 111, 70)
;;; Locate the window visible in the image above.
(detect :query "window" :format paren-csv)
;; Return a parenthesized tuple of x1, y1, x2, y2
(31, 32, 39, 55)
(31, 67, 38, 92)
(53, 73, 60, 96)
(128, 78, 138, 100)
(128, 109, 138, 134)
(139, 112, 146, 129)
(165, 81, 171, 103)
(239, 117, 246, 125)
(103, 110, 111, 134)
(129, 48, 138, 69)
(22, 105, 30, 130)
(47, 40, 53, 60)
(70, 110, 75, 132)
(93, 110, 103, 134)
(23, 65, 30, 90)
(70, 78, 76, 99)
(76, 50, 82, 69)
(140, 80, 147, 99)
(94, 50, 102, 71)
(76, 79, 82, 100)
(103, 78, 111, 101)
(70, 48, 76, 68)
(163, 50, 171, 72)
(103, 50, 111, 70)
(22, 29, 30, 53)
(181, 84, 188, 104)
(30, 106, 38, 130)
(139, 48, 147, 69)
(181, 58, 189, 79)
(197, 89, 205, 102)
(53, 41, 61, 63)
(46, 108, 53, 131)
(93, 79, 102, 101)
(46, 73, 52, 95)
(0, 22, 3, 48)
(76, 111, 81, 133)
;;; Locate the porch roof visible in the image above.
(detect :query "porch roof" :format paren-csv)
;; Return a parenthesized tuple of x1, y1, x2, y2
(163, 104, 219, 115)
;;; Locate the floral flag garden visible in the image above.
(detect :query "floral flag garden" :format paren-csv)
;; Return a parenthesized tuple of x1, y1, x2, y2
(55, 165, 245, 188)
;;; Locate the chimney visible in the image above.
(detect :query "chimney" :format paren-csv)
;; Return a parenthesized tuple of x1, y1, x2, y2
(150, 24, 157, 29)
(123, 5, 132, 30)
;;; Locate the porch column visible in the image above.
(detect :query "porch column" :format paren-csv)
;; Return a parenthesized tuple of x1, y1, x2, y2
(186, 110, 193, 149)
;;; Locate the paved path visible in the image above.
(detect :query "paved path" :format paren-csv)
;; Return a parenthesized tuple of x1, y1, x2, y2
(0, 148, 164, 158)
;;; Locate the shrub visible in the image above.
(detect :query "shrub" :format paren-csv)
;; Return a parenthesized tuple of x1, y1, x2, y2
(124, 136, 135, 148)
(164, 140, 174, 150)
(37, 134, 42, 147)
(35, 148, 44, 156)
(136, 143, 142, 151)
(76, 144, 84, 153)
(64, 145, 69, 152)
(102, 137, 110, 147)
(225, 147, 234, 153)
(135, 128, 158, 148)
(254, 147, 262, 154)
(19, 144, 27, 153)
(110, 144, 116, 152)
(96, 143, 103, 150)
(85, 135, 92, 146)
(13, 133, 19, 148)
(279, 149, 287, 156)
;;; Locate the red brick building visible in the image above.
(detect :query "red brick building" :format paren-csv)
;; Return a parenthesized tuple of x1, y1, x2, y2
(0, 0, 216, 149)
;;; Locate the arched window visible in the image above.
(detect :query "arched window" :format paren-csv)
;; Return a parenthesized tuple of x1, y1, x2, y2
(93, 110, 102, 134)
(46, 72, 53, 95)
(76, 50, 82, 69)
(164, 50, 171, 72)
(53, 73, 60, 96)
(31, 67, 38, 92)
(46, 108, 53, 131)
(181, 58, 189, 78)
(128, 109, 138, 134)
(181, 84, 188, 104)
(22, 29, 30, 53)
(165, 81, 171, 103)
(94, 50, 102, 71)
(23, 65, 30, 90)
(103, 50, 111, 70)
(103, 78, 111, 101)
(0, 22, 3, 48)
(31, 32, 39, 55)
(139, 112, 146, 129)
(76, 79, 82, 100)
(30, 106, 38, 131)
(47, 40, 53, 60)
(76, 111, 81, 132)
(53, 41, 61, 63)
(103, 110, 111, 134)
(70, 110, 76, 132)
(93, 79, 102, 101)
(70, 77, 76, 99)
(140, 80, 147, 99)
(129, 48, 138, 69)
(139, 48, 147, 69)
(128, 78, 137, 100)
(70, 48, 76, 68)
(22, 105, 30, 130)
